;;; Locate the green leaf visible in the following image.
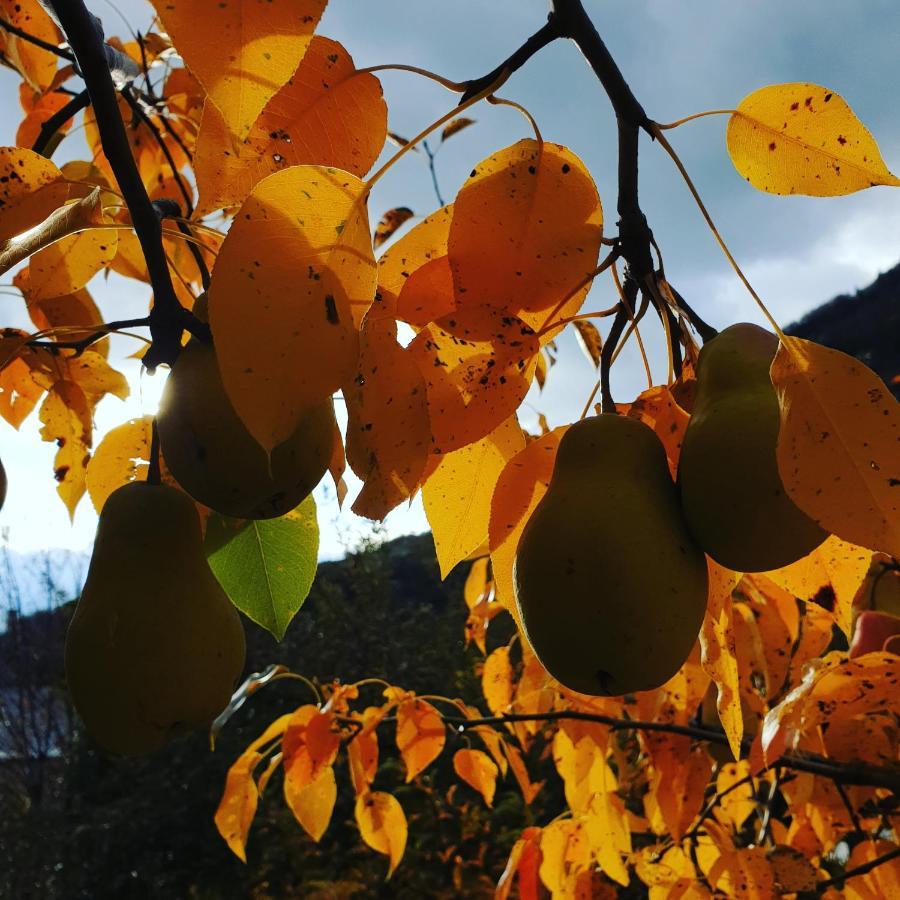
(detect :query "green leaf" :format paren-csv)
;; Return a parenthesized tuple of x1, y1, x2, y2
(205, 495, 319, 641)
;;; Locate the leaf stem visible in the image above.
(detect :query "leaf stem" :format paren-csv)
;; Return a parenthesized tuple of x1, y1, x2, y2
(656, 109, 737, 130)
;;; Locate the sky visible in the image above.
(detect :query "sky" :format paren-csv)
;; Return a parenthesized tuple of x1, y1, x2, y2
(1, 0, 899, 560)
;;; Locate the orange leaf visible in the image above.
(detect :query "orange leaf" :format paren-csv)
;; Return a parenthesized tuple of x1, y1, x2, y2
(844, 839, 900, 900)
(708, 847, 777, 899)
(409, 306, 538, 453)
(38, 380, 91, 518)
(282, 707, 341, 789)
(0, 147, 68, 244)
(194, 37, 387, 214)
(0, 355, 44, 428)
(573, 319, 602, 368)
(440, 117, 476, 143)
(85, 416, 153, 512)
(209, 165, 374, 452)
(355, 791, 407, 878)
(488, 427, 567, 622)
(585, 773, 632, 887)
(149, 0, 327, 141)
(283, 764, 336, 842)
(449, 139, 602, 333)
(394, 255, 456, 329)
(422, 415, 525, 577)
(395, 697, 445, 782)
(16, 86, 74, 149)
(772, 337, 900, 557)
(344, 315, 429, 519)
(482, 646, 514, 715)
(214, 750, 262, 862)
(699, 558, 743, 760)
(347, 727, 379, 796)
(620, 383, 690, 475)
(463, 557, 490, 610)
(453, 748, 498, 806)
(504, 742, 543, 805)
(496, 827, 542, 900)
(0, 0, 61, 91)
(538, 819, 591, 896)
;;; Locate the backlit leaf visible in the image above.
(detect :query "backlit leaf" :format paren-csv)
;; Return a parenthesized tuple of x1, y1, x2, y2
(409, 307, 538, 453)
(708, 847, 777, 899)
(344, 315, 429, 520)
(449, 139, 602, 332)
(441, 117, 476, 143)
(85, 417, 152, 512)
(772, 337, 900, 557)
(496, 827, 542, 900)
(482, 645, 514, 715)
(284, 764, 336, 842)
(209, 165, 374, 452)
(844, 839, 900, 900)
(149, 0, 327, 141)
(699, 559, 743, 760)
(395, 697, 445, 782)
(394, 255, 455, 328)
(504, 743, 543, 805)
(422, 415, 525, 577)
(453, 748, 497, 806)
(585, 767, 631, 886)
(355, 791, 407, 878)
(538, 819, 591, 896)
(205, 496, 319, 640)
(16, 85, 74, 152)
(17, 270, 105, 353)
(727, 83, 900, 195)
(214, 749, 261, 862)
(373, 206, 414, 248)
(573, 319, 602, 368)
(347, 724, 379, 796)
(0, 147, 67, 244)
(0, 0, 61, 91)
(0, 355, 44, 429)
(489, 427, 566, 621)
(38, 380, 91, 517)
(195, 37, 387, 214)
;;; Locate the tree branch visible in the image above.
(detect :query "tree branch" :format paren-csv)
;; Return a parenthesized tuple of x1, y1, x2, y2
(47, 1, 192, 371)
(32, 88, 90, 157)
(817, 845, 900, 893)
(0, 16, 76, 64)
(449, 710, 900, 791)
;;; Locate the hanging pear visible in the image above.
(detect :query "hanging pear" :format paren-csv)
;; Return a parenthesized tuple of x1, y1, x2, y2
(514, 414, 708, 696)
(157, 297, 335, 520)
(65, 481, 246, 755)
(0, 456, 6, 511)
(678, 323, 827, 572)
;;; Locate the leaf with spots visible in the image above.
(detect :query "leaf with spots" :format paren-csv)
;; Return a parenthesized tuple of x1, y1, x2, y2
(771, 337, 900, 558)
(38, 380, 91, 518)
(441, 117, 476, 143)
(148, 0, 327, 141)
(409, 306, 538, 453)
(209, 165, 375, 452)
(0, 355, 44, 429)
(538, 818, 591, 896)
(573, 319, 602, 368)
(0, 147, 68, 245)
(489, 427, 567, 623)
(0, 0, 61, 91)
(422, 414, 525, 578)
(343, 315, 429, 520)
(395, 697, 445, 782)
(373, 206, 414, 249)
(355, 791, 407, 879)
(214, 749, 263, 862)
(727, 83, 900, 195)
(708, 847, 777, 899)
(448, 139, 603, 332)
(86, 416, 153, 512)
(194, 37, 387, 215)
(482, 645, 514, 715)
(453, 748, 498, 806)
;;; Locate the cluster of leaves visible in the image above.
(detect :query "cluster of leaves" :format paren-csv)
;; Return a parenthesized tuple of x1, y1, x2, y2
(0, 0, 899, 896)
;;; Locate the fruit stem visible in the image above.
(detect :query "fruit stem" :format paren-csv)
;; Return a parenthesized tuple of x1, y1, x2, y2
(148, 418, 161, 486)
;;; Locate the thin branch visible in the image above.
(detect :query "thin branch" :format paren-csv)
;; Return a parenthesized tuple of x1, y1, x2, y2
(421, 139, 445, 206)
(32, 89, 90, 157)
(48, 1, 194, 371)
(26, 316, 150, 354)
(817, 845, 900, 893)
(0, 16, 76, 63)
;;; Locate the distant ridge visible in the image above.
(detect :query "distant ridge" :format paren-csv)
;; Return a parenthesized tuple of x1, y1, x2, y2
(786, 261, 900, 397)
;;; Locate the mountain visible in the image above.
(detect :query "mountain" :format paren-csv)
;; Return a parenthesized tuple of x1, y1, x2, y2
(786, 261, 900, 397)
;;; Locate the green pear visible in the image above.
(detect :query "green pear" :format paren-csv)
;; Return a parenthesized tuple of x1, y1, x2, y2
(514, 414, 708, 696)
(157, 322, 335, 520)
(65, 482, 246, 755)
(678, 323, 827, 572)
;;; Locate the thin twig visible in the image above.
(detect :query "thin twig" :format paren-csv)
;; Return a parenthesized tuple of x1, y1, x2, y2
(32, 89, 90, 157)
(817, 845, 900, 893)
(26, 316, 150, 354)
(422, 140, 445, 206)
(0, 16, 76, 63)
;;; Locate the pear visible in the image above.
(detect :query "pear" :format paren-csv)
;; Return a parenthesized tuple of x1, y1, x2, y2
(849, 610, 900, 658)
(678, 323, 827, 572)
(0, 456, 6, 511)
(65, 481, 246, 755)
(157, 322, 335, 520)
(514, 414, 708, 696)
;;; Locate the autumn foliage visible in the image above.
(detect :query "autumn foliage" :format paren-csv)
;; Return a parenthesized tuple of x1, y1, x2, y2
(1, 0, 900, 896)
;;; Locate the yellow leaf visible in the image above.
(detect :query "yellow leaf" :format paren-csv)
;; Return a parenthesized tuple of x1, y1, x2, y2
(772, 337, 900, 557)
(85, 417, 153, 512)
(463, 557, 490, 610)
(38, 380, 91, 518)
(422, 415, 525, 578)
(347, 727, 379, 796)
(538, 819, 591, 896)
(283, 764, 336, 842)
(496, 827, 542, 900)
(0, 0, 61, 91)
(393, 255, 456, 328)
(395, 697, 445, 782)
(844, 839, 900, 900)
(344, 315, 429, 519)
(764, 534, 873, 637)
(482, 645, 514, 715)
(699, 559, 743, 760)
(282, 707, 341, 789)
(214, 750, 261, 862)
(355, 791, 407, 878)
(62, 351, 128, 401)
(449, 139, 603, 333)
(0, 147, 68, 245)
(552, 722, 610, 815)
(585, 766, 631, 887)
(195, 37, 386, 214)
(0, 355, 44, 429)
(489, 426, 567, 623)
(440, 117, 476, 143)
(149, 0, 327, 141)
(453, 748, 498, 806)
(573, 319, 602, 368)
(373, 206, 414, 249)
(409, 307, 538, 453)
(504, 742, 543, 805)
(727, 83, 900, 196)
(209, 165, 375, 452)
